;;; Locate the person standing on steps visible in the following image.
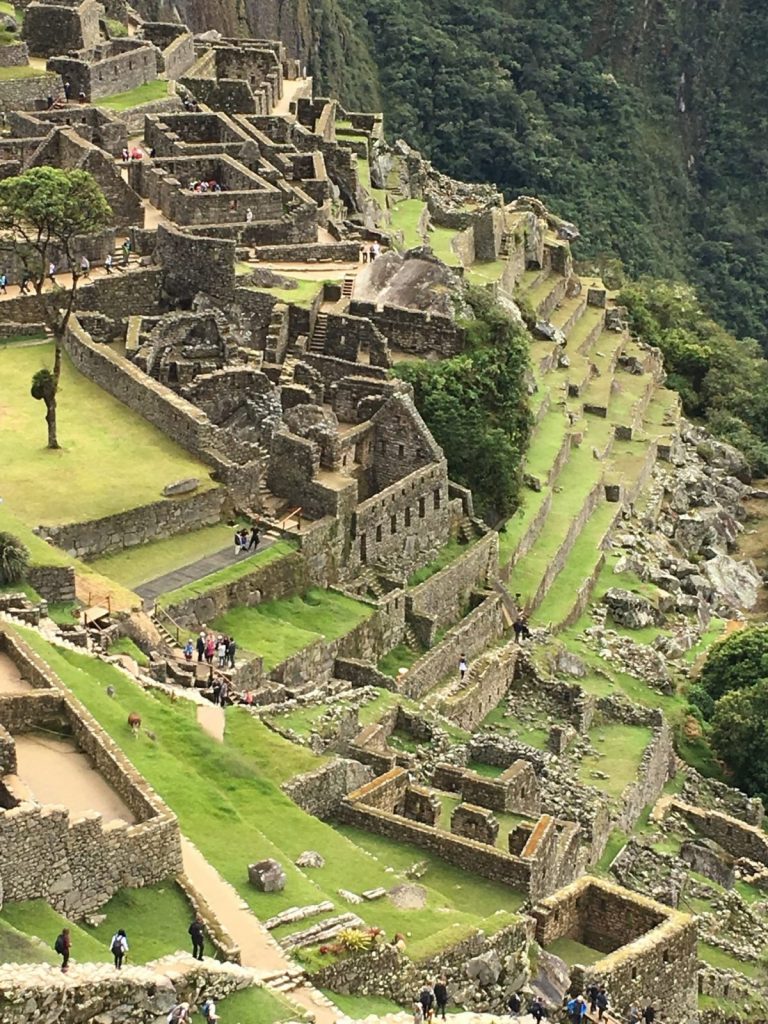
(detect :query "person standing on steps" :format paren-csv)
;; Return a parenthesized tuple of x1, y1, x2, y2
(433, 976, 448, 1020)
(80, 255, 90, 278)
(184, 638, 194, 662)
(226, 636, 237, 669)
(188, 915, 205, 960)
(596, 988, 609, 1021)
(201, 995, 219, 1022)
(54, 928, 71, 972)
(506, 991, 522, 1019)
(587, 984, 599, 1015)
(110, 928, 128, 969)
(458, 654, 468, 681)
(121, 238, 131, 267)
(105, 253, 113, 275)
(0, 271, 7, 294)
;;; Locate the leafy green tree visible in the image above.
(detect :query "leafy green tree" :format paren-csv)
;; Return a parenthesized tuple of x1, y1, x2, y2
(0, 532, 30, 586)
(710, 678, 768, 800)
(0, 167, 112, 448)
(699, 626, 768, 705)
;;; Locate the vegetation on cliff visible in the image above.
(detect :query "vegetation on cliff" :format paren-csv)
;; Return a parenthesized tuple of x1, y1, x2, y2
(394, 288, 532, 523)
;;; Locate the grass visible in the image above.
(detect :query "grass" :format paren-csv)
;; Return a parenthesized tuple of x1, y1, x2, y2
(698, 942, 758, 978)
(10, 624, 527, 948)
(98, 79, 169, 111)
(0, 65, 45, 79)
(0, 344, 214, 526)
(578, 722, 653, 799)
(547, 936, 604, 966)
(158, 540, 295, 609)
(378, 642, 424, 677)
(217, 986, 300, 1024)
(429, 227, 462, 267)
(465, 260, 506, 287)
(480, 703, 550, 749)
(594, 829, 628, 873)
(497, 488, 549, 568)
(211, 587, 372, 670)
(249, 276, 322, 308)
(108, 636, 149, 666)
(322, 992, 404, 1017)
(389, 199, 426, 250)
(89, 523, 235, 589)
(408, 536, 473, 586)
(0, 915, 58, 965)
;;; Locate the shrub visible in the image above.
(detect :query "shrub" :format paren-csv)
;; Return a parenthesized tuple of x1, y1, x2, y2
(0, 532, 30, 585)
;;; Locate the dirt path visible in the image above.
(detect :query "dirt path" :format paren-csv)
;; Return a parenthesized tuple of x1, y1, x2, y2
(196, 704, 225, 742)
(180, 838, 340, 1023)
(0, 652, 32, 693)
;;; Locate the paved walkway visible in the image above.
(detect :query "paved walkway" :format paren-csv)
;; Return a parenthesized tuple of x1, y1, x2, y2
(135, 535, 276, 604)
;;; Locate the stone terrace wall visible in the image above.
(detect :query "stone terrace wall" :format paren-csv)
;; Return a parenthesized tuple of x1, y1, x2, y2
(668, 799, 768, 867)
(64, 316, 217, 462)
(440, 637, 517, 731)
(615, 720, 675, 832)
(0, 71, 62, 113)
(282, 757, 373, 818)
(0, 629, 182, 914)
(349, 300, 465, 358)
(406, 531, 499, 632)
(401, 596, 505, 699)
(40, 486, 229, 560)
(26, 565, 77, 603)
(533, 877, 698, 1022)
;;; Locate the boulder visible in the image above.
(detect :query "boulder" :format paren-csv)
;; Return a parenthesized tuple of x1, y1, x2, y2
(248, 859, 286, 892)
(0, 13, 17, 30)
(554, 649, 587, 678)
(163, 477, 199, 497)
(465, 950, 502, 986)
(534, 320, 566, 345)
(295, 850, 325, 869)
(704, 554, 762, 611)
(603, 588, 663, 629)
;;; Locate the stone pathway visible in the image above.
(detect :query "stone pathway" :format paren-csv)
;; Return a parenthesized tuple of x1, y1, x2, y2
(135, 535, 276, 604)
(180, 838, 340, 1024)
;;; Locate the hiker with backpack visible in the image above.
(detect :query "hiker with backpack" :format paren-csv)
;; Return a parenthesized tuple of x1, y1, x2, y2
(201, 995, 220, 1022)
(54, 928, 71, 972)
(110, 928, 129, 969)
(167, 1002, 191, 1023)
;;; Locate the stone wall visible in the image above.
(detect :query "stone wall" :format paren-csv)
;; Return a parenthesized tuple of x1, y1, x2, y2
(440, 637, 517, 731)
(0, 43, 30, 67)
(401, 596, 505, 700)
(531, 877, 698, 1023)
(26, 565, 76, 602)
(615, 720, 675, 832)
(667, 799, 768, 867)
(40, 486, 228, 560)
(349, 299, 465, 357)
(48, 43, 159, 102)
(0, 71, 62, 113)
(22, 0, 100, 57)
(282, 756, 373, 817)
(156, 223, 236, 305)
(0, 629, 182, 915)
(406, 531, 498, 632)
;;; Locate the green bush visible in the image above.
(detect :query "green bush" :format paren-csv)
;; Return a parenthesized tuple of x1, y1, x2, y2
(0, 532, 29, 585)
(700, 626, 768, 706)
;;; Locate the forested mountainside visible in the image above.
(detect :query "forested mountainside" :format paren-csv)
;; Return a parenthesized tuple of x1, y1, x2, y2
(174, 0, 768, 354)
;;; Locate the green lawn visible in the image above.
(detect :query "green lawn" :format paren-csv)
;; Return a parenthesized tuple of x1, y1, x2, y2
(248, 276, 323, 308)
(429, 226, 462, 266)
(217, 985, 300, 1024)
(211, 587, 372, 670)
(158, 541, 295, 609)
(98, 79, 169, 110)
(10, 625, 526, 949)
(0, 65, 45, 80)
(1, 881, 193, 966)
(108, 636, 149, 666)
(389, 199, 426, 249)
(465, 260, 506, 287)
(0, 344, 214, 526)
(322, 992, 404, 1017)
(90, 523, 235, 589)
(547, 936, 604, 967)
(578, 722, 653, 799)
(480, 703, 550, 749)
(408, 536, 474, 586)
(698, 942, 758, 978)
(378, 641, 423, 677)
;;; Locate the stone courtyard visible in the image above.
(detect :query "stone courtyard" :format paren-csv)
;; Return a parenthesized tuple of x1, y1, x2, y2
(0, 3, 765, 1023)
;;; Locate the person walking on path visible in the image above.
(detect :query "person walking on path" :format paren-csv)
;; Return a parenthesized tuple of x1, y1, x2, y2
(196, 631, 205, 663)
(167, 1002, 191, 1023)
(247, 525, 260, 551)
(458, 654, 468, 681)
(48, 261, 56, 285)
(412, 1002, 424, 1024)
(121, 239, 131, 267)
(433, 977, 448, 1020)
(184, 638, 194, 662)
(226, 636, 237, 669)
(54, 928, 71, 972)
(419, 983, 435, 1021)
(596, 988, 609, 1021)
(201, 995, 219, 1022)
(20, 272, 31, 294)
(105, 253, 113, 275)
(188, 915, 205, 960)
(80, 255, 90, 278)
(216, 635, 227, 668)
(204, 634, 215, 665)
(506, 992, 522, 1019)
(234, 527, 243, 555)
(587, 985, 599, 1015)
(529, 997, 545, 1023)
(513, 615, 531, 643)
(628, 1007, 640, 1024)
(0, 272, 7, 295)
(110, 928, 128, 969)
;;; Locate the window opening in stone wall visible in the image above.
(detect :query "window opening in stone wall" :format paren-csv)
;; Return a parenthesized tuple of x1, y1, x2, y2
(398, 443, 404, 457)
(405, 508, 411, 527)
(390, 514, 397, 534)
(360, 533, 367, 563)
(419, 497, 425, 518)
(376, 525, 382, 542)
(434, 488, 441, 509)
(631, 967, 637, 980)
(662, 950, 670, 964)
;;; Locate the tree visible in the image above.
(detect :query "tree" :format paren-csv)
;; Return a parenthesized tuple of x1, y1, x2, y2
(0, 532, 30, 586)
(699, 626, 768, 705)
(710, 678, 768, 799)
(0, 167, 111, 448)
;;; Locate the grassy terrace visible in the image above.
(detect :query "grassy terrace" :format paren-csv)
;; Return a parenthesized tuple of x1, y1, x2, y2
(408, 535, 475, 586)
(89, 523, 235, 589)
(0, 65, 45, 79)
(12, 626, 526, 947)
(97, 79, 169, 111)
(157, 540, 295, 609)
(428, 226, 462, 266)
(251, 277, 323, 307)
(0, 343, 214, 525)
(578, 722, 653, 799)
(389, 199, 426, 249)
(211, 587, 373, 670)
(465, 260, 506, 287)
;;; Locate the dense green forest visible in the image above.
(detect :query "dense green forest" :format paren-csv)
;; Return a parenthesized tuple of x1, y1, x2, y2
(313, 0, 768, 352)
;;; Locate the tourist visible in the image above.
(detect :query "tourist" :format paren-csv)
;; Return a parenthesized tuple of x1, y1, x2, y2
(513, 615, 531, 644)
(48, 261, 56, 283)
(205, 634, 215, 664)
(0, 271, 7, 294)
(566, 994, 586, 1022)
(244, 689, 253, 705)
(628, 1007, 641, 1024)
(234, 527, 243, 555)
(212, 679, 222, 706)
(247, 524, 260, 551)
(239, 527, 249, 552)
(196, 631, 205, 663)
(642, 1006, 655, 1024)
(122, 239, 131, 267)
(458, 654, 468, 681)
(109, 928, 129, 969)
(121, 147, 129, 161)
(201, 995, 219, 1022)
(80, 255, 90, 278)
(64, 78, 71, 100)
(412, 1001, 424, 1024)
(19, 272, 31, 294)
(184, 638, 194, 662)
(418, 983, 435, 1021)
(226, 636, 237, 669)
(587, 984, 599, 1014)
(167, 1002, 191, 1023)
(188, 916, 205, 960)
(245, 207, 254, 223)
(596, 988, 609, 1020)
(371, 240, 381, 260)
(529, 997, 545, 1023)
(54, 927, 71, 972)
(506, 992, 522, 1019)
(219, 679, 229, 706)
(360, 243, 368, 264)
(78, 88, 86, 103)
(433, 976, 448, 1020)
(105, 253, 113, 274)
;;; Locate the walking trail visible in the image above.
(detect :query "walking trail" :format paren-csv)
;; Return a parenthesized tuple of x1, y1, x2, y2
(135, 535, 276, 604)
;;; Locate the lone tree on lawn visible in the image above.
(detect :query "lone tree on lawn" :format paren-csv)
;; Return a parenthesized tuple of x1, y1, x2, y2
(0, 167, 111, 448)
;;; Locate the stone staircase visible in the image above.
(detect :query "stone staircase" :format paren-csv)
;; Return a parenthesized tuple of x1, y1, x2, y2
(341, 274, 355, 298)
(309, 312, 328, 353)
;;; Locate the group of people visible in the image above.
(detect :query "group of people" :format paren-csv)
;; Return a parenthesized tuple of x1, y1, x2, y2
(414, 978, 450, 1021)
(0, 240, 132, 297)
(189, 178, 227, 193)
(121, 146, 148, 161)
(565, 986, 610, 1021)
(360, 240, 382, 263)
(235, 524, 260, 554)
(188, 630, 237, 673)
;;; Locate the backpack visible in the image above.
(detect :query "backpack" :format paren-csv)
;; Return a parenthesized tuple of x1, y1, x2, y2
(201, 1000, 213, 1021)
(54, 934, 65, 954)
(110, 934, 123, 955)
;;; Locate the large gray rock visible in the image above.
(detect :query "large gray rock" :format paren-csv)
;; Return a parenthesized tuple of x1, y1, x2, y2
(163, 477, 199, 496)
(603, 588, 663, 629)
(465, 950, 502, 986)
(704, 554, 762, 611)
(248, 859, 286, 892)
(295, 850, 325, 869)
